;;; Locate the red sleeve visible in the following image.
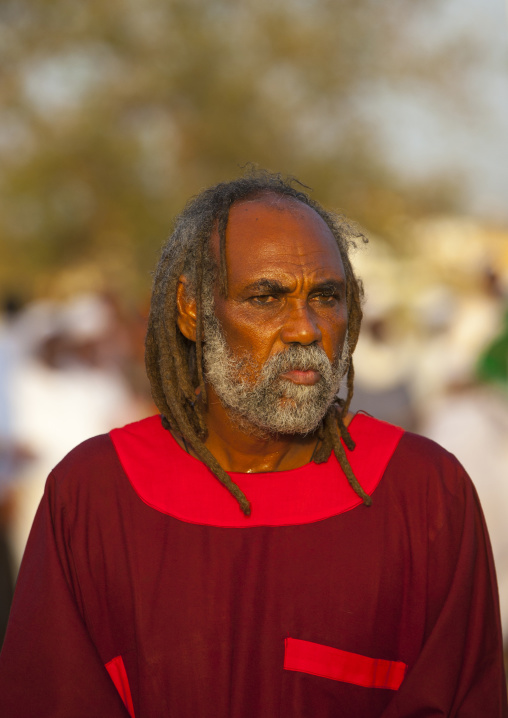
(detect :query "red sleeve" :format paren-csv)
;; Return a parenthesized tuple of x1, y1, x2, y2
(381, 449, 507, 717)
(0, 473, 131, 718)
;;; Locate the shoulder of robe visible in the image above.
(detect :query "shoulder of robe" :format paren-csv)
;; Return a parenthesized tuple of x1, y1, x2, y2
(389, 429, 474, 504)
(47, 432, 121, 503)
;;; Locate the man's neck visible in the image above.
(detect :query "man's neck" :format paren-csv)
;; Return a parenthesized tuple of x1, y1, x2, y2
(204, 418, 318, 474)
(197, 384, 352, 474)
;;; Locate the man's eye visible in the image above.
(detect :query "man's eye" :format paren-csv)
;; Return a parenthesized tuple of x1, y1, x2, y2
(313, 293, 338, 304)
(251, 295, 277, 305)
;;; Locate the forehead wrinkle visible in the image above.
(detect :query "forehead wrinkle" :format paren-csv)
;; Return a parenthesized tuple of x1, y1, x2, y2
(247, 232, 343, 272)
(239, 244, 344, 277)
(247, 250, 345, 276)
(246, 247, 342, 272)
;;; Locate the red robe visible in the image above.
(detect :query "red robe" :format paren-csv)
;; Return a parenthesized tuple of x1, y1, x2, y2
(0, 413, 506, 717)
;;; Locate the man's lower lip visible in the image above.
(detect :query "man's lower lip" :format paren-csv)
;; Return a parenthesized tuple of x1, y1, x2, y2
(280, 370, 321, 385)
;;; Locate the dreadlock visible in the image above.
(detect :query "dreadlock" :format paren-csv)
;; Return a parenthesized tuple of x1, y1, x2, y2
(145, 168, 371, 516)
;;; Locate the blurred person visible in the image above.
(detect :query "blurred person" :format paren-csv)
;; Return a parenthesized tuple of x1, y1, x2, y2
(0, 295, 32, 646)
(420, 311, 508, 643)
(411, 274, 505, 414)
(477, 308, 508, 388)
(420, 381, 508, 636)
(0, 171, 506, 717)
(351, 312, 418, 430)
(6, 295, 143, 570)
(0, 295, 34, 486)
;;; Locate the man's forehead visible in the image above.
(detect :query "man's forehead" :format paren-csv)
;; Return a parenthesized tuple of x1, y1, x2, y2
(209, 195, 344, 273)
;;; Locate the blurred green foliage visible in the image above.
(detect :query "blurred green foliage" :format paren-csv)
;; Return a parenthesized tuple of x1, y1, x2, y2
(0, 0, 468, 302)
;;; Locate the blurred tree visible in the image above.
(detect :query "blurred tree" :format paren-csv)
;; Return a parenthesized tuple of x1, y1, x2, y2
(0, 0, 474, 299)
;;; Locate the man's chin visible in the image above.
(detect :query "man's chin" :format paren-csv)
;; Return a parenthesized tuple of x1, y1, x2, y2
(246, 404, 329, 437)
(221, 401, 326, 439)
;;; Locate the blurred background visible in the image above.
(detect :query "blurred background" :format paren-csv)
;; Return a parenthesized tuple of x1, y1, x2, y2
(0, 0, 507, 658)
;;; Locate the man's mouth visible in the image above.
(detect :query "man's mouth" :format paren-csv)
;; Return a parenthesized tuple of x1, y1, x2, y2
(279, 369, 321, 386)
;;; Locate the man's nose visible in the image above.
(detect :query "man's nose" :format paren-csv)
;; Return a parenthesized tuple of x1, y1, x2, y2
(280, 301, 322, 345)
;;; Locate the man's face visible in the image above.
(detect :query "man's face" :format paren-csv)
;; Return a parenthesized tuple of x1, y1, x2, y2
(203, 195, 349, 435)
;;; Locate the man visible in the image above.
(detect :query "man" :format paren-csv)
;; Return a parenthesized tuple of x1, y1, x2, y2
(0, 170, 506, 717)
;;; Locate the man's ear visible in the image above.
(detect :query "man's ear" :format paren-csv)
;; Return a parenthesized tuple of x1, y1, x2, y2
(176, 276, 197, 342)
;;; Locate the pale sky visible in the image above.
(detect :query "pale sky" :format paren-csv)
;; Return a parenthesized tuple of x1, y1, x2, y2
(370, 0, 508, 223)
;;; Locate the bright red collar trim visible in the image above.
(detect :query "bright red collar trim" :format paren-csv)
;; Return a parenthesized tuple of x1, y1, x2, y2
(109, 413, 404, 527)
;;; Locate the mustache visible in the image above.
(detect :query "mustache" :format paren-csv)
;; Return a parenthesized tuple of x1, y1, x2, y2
(260, 344, 334, 379)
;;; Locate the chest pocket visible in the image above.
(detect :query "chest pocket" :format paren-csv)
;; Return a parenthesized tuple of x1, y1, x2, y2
(283, 637, 406, 691)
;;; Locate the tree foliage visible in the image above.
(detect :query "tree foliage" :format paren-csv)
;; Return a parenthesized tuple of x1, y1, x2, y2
(0, 0, 469, 299)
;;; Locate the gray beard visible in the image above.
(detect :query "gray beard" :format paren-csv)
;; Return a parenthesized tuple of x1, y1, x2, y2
(202, 303, 350, 437)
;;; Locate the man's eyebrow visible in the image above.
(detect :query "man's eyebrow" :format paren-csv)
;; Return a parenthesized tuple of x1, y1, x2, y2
(244, 279, 289, 294)
(243, 278, 345, 294)
(312, 279, 344, 293)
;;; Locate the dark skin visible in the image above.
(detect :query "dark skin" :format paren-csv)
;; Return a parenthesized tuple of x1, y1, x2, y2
(177, 195, 352, 473)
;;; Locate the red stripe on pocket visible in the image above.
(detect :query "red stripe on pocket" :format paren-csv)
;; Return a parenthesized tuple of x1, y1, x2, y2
(105, 655, 135, 717)
(284, 637, 406, 690)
